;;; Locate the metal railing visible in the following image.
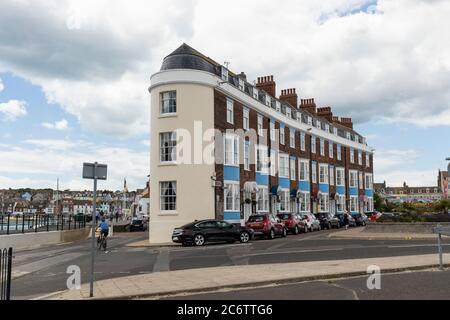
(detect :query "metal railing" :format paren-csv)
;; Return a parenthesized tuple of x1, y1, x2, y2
(0, 214, 87, 235)
(0, 248, 12, 300)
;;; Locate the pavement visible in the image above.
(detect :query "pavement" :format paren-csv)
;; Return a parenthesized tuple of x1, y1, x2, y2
(11, 228, 450, 300)
(173, 269, 450, 300)
(46, 253, 450, 300)
(328, 227, 445, 240)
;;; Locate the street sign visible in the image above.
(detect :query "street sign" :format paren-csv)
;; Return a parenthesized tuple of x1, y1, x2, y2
(83, 163, 107, 180)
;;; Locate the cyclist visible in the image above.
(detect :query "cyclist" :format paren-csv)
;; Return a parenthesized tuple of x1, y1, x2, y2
(98, 217, 110, 249)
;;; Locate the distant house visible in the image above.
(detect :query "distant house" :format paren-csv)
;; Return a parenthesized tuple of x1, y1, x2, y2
(21, 192, 32, 202)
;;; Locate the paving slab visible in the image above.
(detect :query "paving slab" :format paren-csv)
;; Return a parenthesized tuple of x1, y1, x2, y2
(45, 253, 450, 300)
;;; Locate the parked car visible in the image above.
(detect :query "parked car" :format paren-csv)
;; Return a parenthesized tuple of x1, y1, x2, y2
(246, 214, 287, 239)
(352, 213, 369, 226)
(298, 213, 321, 232)
(335, 214, 357, 228)
(315, 213, 340, 230)
(130, 218, 147, 232)
(172, 220, 254, 246)
(277, 213, 307, 234)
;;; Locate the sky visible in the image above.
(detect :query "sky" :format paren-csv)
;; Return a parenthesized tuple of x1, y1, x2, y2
(0, 0, 449, 190)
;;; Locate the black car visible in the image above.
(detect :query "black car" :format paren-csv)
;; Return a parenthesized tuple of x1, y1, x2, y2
(315, 213, 340, 230)
(172, 219, 254, 247)
(130, 219, 147, 232)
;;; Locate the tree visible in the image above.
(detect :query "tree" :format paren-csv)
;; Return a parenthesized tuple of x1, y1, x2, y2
(374, 193, 383, 212)
(433, 199, 450, 214)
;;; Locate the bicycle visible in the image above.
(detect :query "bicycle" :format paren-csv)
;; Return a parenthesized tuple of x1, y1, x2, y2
(97, 231, 107, 251)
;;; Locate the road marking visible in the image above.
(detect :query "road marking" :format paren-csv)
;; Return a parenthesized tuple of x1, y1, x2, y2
(242, 247, 344, 258)
(327, 282, 360, 300)
(153, 249, 170, 272)
(388, 244, 450, 249)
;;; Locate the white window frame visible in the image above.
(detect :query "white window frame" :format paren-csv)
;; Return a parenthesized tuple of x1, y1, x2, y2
(336, 168, 345, 186)
(330, 166, 335, 186)
(257, 114, 264, 136)
(270, 149, 277, 176)
(226, 98, 234, 124)
(279, 189, 290, 213)
(243, 107, 250, 130)
(256, 186, 269, 213)
(312, 162, 317, 184)
(358, 151, 363, 166)
(244, 141, 250, 171)
(349, 170, 358, 188)
(329, 141, 334, 159)
(336, 194, 345, 213)
(224, 181, 240, 212)
(224, 134, 239, 167)
(350, 196, 358, 213)
(280, 127, 285, 145)
(319, 193, 329, 213)
(299, 159, 310, 182)
(290, 129, 295, 148)
(253, 87, 259, 100)
(270, 121, 275, 141)
(320, 139, 325, 156)
(299, 192, 310, 213)
(366, 153, 370, 168)
(160, 181, 177, 212)
(365, 174, 373, 190)
(238, 78, 245, 91)
(319, 164, 329, 184)
(290, 158, 296, 181)
(337, 144, 342, 161)
(311, 136, 316, 154)
(279, 153, 290, 178)
(359, 172, 364, 190)
(350, 148, 355, 164)
(160, 132, 177, 163)
(301, 132, 306, 151)
(256, 145, 268, 174)
(160, 91, 177, 115)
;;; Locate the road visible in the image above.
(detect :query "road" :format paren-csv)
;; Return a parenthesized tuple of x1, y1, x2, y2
(169, 269, 450, 300)
(10, 229, 450, 299)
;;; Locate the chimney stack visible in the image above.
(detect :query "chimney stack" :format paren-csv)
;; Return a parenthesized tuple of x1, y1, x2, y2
(317, 107, 334, 122)
(238, 72, 247, 81)
(300, 98, 317, 115)
(280, 88, 298, 109)
(340, 117, 353, 130)
(256, 75, 276, 97)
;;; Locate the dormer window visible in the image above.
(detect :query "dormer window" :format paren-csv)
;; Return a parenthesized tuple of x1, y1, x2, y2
(325, 124, 329, 132)
(238, 78, 245, 91)
(346, 132, 351, 140)
(334, 127, 338, 135)
(266, 95, 271, 107)
(221, 66, 229, 82)
(286, 108, 292, 118)
(276, 101, 281, 112)
(316, 120, 321, 129)
(253, 87, 259, 100)
(308, 116, 313, 126)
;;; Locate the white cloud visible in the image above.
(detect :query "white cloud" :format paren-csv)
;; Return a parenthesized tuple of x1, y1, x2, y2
(0, 99, 27, 121)
(42, 119, 69, 130)
(0, 77, 4, 92)
(0, 139, 149, 190)
(0, 0, 449, 136)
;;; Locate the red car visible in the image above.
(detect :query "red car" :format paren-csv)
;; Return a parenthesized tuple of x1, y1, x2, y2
(277, 213, 307, 235)
(246, 214, 287, 240)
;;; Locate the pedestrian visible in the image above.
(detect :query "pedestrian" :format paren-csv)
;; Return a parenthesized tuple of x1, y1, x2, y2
(344, 211, 350, 230)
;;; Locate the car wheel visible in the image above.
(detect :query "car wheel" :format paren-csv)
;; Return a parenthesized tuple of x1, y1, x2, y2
(194, 234, 205, 246)
(294, 226, 299, 235)
(269, 229, 275, 240)
(240, 232, 250, 243)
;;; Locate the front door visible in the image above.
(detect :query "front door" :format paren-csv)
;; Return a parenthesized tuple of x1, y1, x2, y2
(243, 203, 252, 223)
(330, 200, 336, 215)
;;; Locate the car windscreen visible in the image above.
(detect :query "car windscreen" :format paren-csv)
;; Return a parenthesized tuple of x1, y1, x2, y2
(277, 214, 291, 220)
(248, 216, 265, 222)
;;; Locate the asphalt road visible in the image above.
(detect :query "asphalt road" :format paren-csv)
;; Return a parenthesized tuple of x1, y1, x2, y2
(9, 229, 450, 300)
(169, 269, 450, 300)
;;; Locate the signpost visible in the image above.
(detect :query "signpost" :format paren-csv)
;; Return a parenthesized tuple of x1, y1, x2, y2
(82, 162, 107, 298)
(433, 225, 450, 270)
